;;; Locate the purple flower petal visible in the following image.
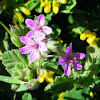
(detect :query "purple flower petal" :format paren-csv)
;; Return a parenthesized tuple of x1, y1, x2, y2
(26, 30, 34, 38)
(20, 36, 34, 45)
(20, 45, 33, 54)
(59, 56, 66, 65)
(73, 61, 82, 70)
(33, 31, 45, 42)
(71, 53, 86, 60)
(29, 50, 39, 62)
(64, 63, 71, 76)
(25, 18, 36, 28)
(65, 46, 72, 57)
(37, 14, 45, 26)
(39, 42, 48, 52)
(42, 26, 52, 35)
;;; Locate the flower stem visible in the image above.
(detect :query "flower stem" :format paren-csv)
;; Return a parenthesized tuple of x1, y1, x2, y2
(46, 66, 63, 75)
(37, 52, 41, 79)
(46, 54, 60, 57)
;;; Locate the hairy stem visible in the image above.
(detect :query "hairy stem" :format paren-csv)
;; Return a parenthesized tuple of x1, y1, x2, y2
(37, 52, 41, 79)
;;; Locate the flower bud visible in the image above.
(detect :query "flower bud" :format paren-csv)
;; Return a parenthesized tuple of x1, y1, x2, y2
(10, 25, 29, 47)
(20, 7, 31, 15)
(52, 1, 59, 14)
(47, 39, 58, 52)
(80, 33, 87, 40)
(44, 2, 51, 13)
(28, 79, 40, 90)
(58, 0, 67, 4)
(10, 36, 23, 47)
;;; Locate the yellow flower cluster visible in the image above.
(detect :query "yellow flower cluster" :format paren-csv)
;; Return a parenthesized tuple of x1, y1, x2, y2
(40, 0, 67, 14)
(39, 71, 54, 83)
(80, 30, 99, 47)
(57, 92, 65, 100)
(56, 37, 63, 44)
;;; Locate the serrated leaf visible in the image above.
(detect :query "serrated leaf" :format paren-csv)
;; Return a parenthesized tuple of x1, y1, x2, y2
(64, 90, 85, 100)
(22, 93, 32, 100)
(84, 46, 100, 71)
(44, 75, 74, 94)
(2, 49, 28, 76)
(0, 75, 22, 84)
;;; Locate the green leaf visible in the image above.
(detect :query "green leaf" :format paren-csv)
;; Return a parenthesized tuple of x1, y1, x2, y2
(44, 75, 74, 94)
(60, 0, 77, 14)
(0, 21, 12, 36)
(16, 84, 28, 92)
(68, 15, 74, 24)
(80, 46, 100, 87)
(84, 46, 100, 71)
(64, 90, 85, 100)
(22, 93, 32, 100)
(27, 0, 39, 11)
(0, 6, 3, 14)
(35, 2, 43, 13)
(0, 75, 22, 84)
(2, 49, 28, 77)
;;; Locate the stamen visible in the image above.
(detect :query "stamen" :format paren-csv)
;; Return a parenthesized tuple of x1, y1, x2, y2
(74, 57, 76, 60)
(75, 60, 77, 62)
(70, 60, 73, 63)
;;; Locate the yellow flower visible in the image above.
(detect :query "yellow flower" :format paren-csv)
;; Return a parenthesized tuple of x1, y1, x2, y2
(40, 0, 47, 7)
(20, 7, 31, 15)
(15, 12, 24, 22)
(59, 0, 67, 4)
(52, 0, 59, 14)
(39, 71, 54, 83)
(57, 92, 65, 100)
(80, 30, 92, 40)
(44, 2, 51, 13)
(87, 37, 99, 47)
(0, 0, 6, 9)
(86, 35, 96, 45)
(56, 37, 63, 44)
(90, 91, 94, 98)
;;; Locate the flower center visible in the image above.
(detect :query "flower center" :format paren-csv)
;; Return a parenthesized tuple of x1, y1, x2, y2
(32, 43, 39, 49)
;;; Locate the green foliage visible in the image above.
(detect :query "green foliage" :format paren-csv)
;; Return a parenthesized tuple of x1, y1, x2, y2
(26, 0, 39, 11)
(2, 49, 28, 80)
(51, 24, 61, 39)
(22, 93, 32, 100)
(16, 84, 28, 92)
(60, 0, 77, 14)
(44, 75, 74, 94)
(64, 90, 85, 100)
(0, 75, 22, 84)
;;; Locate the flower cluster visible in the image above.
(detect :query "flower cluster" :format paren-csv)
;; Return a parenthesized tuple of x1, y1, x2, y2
(40, 0, 67, 14)
(20, 14, 52, 62)
(80, 30, 100, 47)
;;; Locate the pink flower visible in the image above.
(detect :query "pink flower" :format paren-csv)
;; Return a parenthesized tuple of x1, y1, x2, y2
(20, 36, 48, 62)
(59, 46, 85, 76)
(25, 14, 52, 37)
